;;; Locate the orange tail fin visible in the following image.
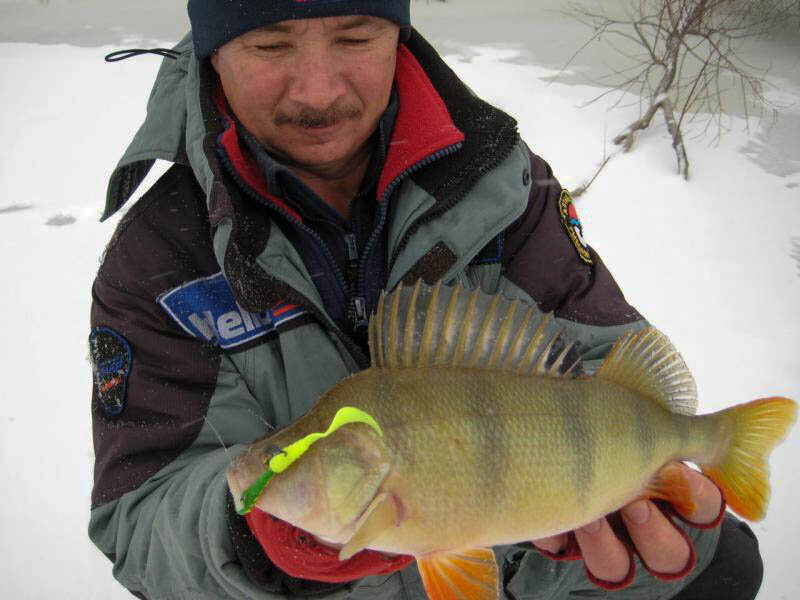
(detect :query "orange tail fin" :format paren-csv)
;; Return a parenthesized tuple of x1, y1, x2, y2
(700, 397, 796, 521)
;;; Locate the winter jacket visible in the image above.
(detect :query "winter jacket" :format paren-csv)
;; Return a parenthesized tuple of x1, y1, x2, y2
(89, 29, 718, 600)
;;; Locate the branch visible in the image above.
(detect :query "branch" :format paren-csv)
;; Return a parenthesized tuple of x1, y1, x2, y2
(571, 153, 616, 198)
(793, 238, 800, 279)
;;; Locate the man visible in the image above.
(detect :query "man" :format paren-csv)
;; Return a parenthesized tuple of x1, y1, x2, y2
(89, 1, 762, 598)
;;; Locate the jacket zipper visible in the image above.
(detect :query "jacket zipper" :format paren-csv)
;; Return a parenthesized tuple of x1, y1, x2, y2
(216, 123, 512, 368)
(352, 142, 463, 329)
(216, 148, 371, 370)
(343, 232, 367, 330)
(347, 119, 390, 333)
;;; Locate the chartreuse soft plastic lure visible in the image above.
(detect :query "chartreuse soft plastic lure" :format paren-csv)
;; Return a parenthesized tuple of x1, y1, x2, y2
(237, 407, 383, 515)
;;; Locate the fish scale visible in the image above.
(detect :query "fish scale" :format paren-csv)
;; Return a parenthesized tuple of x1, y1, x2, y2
(227, 280, 796, 600)
(315, 369, 687, 550)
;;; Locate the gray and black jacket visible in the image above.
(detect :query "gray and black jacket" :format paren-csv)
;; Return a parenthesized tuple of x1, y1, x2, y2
(89, 29, 646, 600)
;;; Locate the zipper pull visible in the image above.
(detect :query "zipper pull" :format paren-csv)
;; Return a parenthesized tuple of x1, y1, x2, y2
(352, 297, 369, 332)
(345, 233, 358, 262)
(344, 232, 360, 293)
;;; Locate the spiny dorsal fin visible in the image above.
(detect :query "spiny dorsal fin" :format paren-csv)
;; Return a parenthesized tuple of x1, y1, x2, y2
(368, 280, 582, 377)
(595, 327, 698, 415)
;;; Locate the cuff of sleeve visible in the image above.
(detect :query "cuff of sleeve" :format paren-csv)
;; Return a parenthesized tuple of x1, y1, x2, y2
(639, 516, 698, 581)
(585, 540, 636, 591)
(660, 493, 727, 530)
(245, 508, 414, 583)
(535, 532, 582, 561)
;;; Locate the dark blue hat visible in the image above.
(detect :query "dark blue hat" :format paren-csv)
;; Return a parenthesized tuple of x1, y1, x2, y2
(188, 0, 411, 59)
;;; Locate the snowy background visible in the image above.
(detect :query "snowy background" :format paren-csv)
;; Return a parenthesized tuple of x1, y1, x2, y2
(0, 0, 797, 598)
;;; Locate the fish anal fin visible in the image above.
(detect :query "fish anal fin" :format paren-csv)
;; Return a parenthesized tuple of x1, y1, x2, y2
(596, 327, 698, 415)
(640, 461, 696, 516)
(417, 548, 499, 600)
(339, 492, 401, 561)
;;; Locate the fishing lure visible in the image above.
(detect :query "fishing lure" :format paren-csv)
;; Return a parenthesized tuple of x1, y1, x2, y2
(237, 406, 383, 515)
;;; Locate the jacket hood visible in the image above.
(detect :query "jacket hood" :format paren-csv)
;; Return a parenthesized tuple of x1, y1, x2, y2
(103, 33, 212, 221)
(102, 29, 519, 225)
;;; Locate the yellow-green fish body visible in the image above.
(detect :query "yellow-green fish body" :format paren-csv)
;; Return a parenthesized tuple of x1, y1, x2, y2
(227, 281, 796, 599)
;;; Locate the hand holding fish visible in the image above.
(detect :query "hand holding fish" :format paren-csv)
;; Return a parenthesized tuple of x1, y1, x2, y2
(533, 463, 723, 586)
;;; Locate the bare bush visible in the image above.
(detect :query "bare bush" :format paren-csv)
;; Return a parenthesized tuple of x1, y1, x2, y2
(730, 0, 800, 32)
(570, 0, 777, 181)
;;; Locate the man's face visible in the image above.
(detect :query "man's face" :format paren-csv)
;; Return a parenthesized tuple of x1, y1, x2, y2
(211, 16, 400, 179)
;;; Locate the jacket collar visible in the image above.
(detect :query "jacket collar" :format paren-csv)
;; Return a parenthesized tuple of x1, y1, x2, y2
(220, 88, 398, 228)
(211, 43, 465, 224)
(102, 29, 517, 226)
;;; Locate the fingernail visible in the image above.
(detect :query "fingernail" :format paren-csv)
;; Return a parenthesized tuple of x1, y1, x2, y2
(624, 500, 650, 524)
(581, 519, 602, 534)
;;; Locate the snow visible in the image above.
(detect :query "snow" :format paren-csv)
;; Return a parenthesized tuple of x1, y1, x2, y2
(1, 3, 798, 599)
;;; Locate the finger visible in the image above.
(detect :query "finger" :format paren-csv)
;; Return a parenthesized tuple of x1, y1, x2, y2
(622, 499, 690, 575)
(677, 465, 723, 524)
(532, 533, 568, 555)
(574, 518, 631, 583)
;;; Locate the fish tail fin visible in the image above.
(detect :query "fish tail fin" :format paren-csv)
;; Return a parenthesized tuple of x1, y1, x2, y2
(700, 397, 796, 521)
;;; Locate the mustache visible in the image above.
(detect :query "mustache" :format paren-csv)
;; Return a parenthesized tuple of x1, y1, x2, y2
(275, 103, 362, 128)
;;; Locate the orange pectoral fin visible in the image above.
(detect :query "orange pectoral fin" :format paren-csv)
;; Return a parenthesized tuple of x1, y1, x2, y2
(417, 547, 499, 600)
(339, 493, 400, 561)
(642, 461, 696, 516)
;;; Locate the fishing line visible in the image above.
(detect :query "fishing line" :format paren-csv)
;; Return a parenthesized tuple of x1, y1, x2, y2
(202, 414, 235, 468)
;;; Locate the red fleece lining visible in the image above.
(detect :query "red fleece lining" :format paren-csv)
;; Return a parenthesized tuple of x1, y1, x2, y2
(212, 44, 464, 218)
(212, 84, 303, 223)
(378, 45, 465, 200)
(245, 509, 414, 583)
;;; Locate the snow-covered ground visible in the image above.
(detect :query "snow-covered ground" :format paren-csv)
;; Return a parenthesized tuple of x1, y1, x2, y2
(0, 2, 798, 599)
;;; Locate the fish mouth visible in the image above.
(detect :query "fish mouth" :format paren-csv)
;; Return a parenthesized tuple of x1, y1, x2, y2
(226, 466, 247, 514)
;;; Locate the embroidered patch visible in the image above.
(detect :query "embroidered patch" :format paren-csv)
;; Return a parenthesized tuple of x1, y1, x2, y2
(158, 272, 307, 350)
(558, 190, 592, 266)
(89, 327, 132, 417)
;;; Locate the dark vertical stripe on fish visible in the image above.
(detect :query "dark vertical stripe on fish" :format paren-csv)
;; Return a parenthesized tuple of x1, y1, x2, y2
(473, 373, 504, 509)
(564, 384, 593, 508)
(633, 394, 655, 472)
(675, 410, 690, 454)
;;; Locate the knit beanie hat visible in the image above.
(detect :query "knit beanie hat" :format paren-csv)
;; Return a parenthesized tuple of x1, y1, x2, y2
(188, 0, 411, 59)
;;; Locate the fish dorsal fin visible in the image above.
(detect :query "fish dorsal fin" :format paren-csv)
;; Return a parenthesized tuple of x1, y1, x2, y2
(368, 280, 582, 377)
(595, 327, 698, 415)
(417, 548, 499, 600)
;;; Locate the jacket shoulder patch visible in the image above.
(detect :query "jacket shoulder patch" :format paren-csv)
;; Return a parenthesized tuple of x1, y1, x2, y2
(558, 190, 592, 266)
(157, 272, 307, 350)
(89, 327, 132, 417)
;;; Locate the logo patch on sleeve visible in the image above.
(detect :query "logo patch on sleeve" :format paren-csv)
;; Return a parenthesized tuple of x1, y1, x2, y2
(558, 190, 593, 266)
(89, 327, 132, 417)
(158, 272, 307, 350)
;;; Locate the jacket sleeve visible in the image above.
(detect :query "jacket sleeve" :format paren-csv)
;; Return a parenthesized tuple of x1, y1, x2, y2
(87, 173, 355, 599)
(499, 151, 648, 371)
(89, 275, 265, 599)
